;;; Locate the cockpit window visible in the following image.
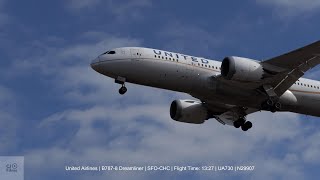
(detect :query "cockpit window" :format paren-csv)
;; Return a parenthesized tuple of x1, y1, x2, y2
(107, 51, 116, 54)
(101, 50, 116, 55)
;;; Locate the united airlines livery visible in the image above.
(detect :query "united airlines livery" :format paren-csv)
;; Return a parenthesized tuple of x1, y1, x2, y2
(91, 41, 320, 132)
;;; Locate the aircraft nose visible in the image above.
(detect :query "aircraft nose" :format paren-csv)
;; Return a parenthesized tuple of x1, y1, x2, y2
(90, 57, 100, 69)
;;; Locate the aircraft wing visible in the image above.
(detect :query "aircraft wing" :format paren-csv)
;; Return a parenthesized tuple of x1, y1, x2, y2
(261, 40, 320, 96)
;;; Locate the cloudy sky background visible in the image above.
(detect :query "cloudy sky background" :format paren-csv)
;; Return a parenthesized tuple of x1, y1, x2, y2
(1, 0, 320, 179)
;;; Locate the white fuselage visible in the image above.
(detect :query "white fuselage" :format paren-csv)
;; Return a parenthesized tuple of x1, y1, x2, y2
(91, 47, 320, 117)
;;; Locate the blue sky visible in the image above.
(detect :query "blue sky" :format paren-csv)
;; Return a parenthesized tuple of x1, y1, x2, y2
(1, 0, 320, 179)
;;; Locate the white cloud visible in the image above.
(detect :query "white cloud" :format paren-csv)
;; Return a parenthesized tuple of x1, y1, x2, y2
(250, 157, 305, 180)
(22, 44, 317, 178)
(0, 111, 18, 153)
(9, 32, 189, 107)
(294, 131, 320, 164)
(0, 85, 13, 107)
(256, 0, 320, 17)
(157, 18, 258, 59)
(0, 0, 9, 27)
(0, 13, 9, 26)
(108, 0, 152, 20)
(60, 36, 141, 61)
(66, 0, 101, 10)
(10, 33, 140, 74)
(7, 28, 320, 179)
(158, 22, 226, 58)
(0, 85, 19, 154)
(66, 0, 153, 21)
(248, 112, 301, 142)
(26, 103, 316, 179)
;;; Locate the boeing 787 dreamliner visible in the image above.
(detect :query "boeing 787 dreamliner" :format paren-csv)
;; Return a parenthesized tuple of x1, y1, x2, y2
(91, 41, 320, 131)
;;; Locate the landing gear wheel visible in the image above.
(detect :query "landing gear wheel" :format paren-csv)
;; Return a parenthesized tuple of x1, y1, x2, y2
(267, 99, 274, 106)
(119, 86, 127, 95)
(241, 121, 252, 131)
(233, 121, 241, 128)
(275, 102, 281, 110)
(233, 118, 245, 128)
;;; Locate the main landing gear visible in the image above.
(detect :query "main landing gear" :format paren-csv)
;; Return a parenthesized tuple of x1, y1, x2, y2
(260, 85, 281, 113)
(115, 76, 127, 95)
(233, 117, 252, 131)
(261, 98, 282, 112)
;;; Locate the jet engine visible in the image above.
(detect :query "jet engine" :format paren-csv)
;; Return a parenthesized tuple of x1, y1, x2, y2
(170, 100, 209, 124)
(221, 56, 264, 82)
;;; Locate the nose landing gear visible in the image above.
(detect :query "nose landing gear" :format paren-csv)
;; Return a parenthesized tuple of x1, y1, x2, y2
(119, 85, 127, 95)
(115, 76, 127, 95)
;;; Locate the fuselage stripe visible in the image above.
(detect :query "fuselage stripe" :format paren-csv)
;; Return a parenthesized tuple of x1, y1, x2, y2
(290, 89, 320, 95)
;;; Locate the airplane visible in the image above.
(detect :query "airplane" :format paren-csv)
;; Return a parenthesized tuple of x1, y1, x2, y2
(90, 41, 320, 131)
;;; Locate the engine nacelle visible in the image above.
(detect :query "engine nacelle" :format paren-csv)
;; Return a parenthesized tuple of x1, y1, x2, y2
(221, 56, 264, 82)
(170, 100, 209, 124)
